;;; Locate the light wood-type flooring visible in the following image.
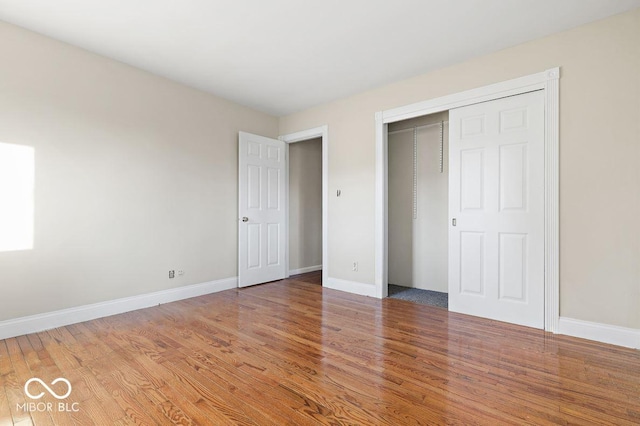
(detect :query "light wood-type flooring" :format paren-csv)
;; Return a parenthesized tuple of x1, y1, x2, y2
(1, 271, 639, 425)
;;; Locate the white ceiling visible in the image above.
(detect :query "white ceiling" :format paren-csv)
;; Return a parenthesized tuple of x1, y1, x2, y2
(1, 1, 639, 116)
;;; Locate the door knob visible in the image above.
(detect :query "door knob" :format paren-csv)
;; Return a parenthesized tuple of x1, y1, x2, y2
(242, 217, 249, 222)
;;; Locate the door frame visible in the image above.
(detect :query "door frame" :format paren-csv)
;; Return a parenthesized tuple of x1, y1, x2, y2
(374, 68, 560, 332)
(279, 125, 329, 288)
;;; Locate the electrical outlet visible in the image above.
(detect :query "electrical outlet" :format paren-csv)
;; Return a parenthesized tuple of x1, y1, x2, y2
(352, 262, 358, 272)
(169, 270, 175, 279)
(177, 270, 184, 276)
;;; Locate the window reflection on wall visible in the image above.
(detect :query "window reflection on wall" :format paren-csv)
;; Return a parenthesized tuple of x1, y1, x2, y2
(0, 142, 34, 252)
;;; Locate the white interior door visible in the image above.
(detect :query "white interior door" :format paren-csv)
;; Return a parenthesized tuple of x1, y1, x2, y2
(238, 132, 286, 287)
(448, 90, 545, 329)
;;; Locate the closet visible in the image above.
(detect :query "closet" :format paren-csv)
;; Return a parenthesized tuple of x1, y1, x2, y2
(388, 112, 449, 292)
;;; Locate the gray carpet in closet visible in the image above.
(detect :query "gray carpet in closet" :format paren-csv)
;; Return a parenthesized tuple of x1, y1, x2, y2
(388, 284, 448, 309)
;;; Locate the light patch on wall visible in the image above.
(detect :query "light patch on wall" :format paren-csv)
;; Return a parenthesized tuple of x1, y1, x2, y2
(0, 142, 34, 252)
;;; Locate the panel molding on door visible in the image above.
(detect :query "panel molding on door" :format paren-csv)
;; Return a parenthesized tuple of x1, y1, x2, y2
(239, 132, 286, 287)
(449, 90, 545, 329)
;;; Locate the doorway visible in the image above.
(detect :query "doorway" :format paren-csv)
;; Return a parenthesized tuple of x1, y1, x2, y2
(281, 126, 329, 288)
(288, 137, 323, 277)
(387, 112, 449, 307)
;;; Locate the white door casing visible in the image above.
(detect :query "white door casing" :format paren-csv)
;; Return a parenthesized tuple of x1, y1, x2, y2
(448, 90, 545, 329)
(238, 132, 287, 287)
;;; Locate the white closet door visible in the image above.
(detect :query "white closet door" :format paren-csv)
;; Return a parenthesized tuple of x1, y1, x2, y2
(448, 91, 545, 329)
(238, 132, 286, 287)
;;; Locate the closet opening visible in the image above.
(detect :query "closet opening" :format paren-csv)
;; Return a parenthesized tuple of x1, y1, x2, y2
(387, 111, 449, 308)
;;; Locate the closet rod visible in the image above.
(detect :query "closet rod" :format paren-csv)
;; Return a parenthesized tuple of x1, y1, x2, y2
(387, 120, 449, 135)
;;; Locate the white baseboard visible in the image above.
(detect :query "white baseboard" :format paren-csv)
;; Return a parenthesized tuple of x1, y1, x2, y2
(326, 277, 376, 297)
(7, 277, 637, 350)
(558, 317, 640, 349)
(0, 277, 238, 341)
(288, 265, 322, 276)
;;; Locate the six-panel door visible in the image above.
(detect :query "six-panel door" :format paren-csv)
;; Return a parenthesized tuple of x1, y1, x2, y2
(448, 91, 545, 329)
(238, 132, 286, 287)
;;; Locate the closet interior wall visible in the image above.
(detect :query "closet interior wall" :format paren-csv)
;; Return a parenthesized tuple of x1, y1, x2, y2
(388, 111, 449, 292)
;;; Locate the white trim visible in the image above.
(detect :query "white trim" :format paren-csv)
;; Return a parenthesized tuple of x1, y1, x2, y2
(284, 141, 290, 277)
(326, 277, 376, 298)
(280, 125, 329, 288)
(0, 277, 237, 340)
(544, 68, 560, 333)
(375, 67, 560, 333)
(558, 317, 640, 349)
(289, 264, 322, 276)
(374, 112, 388, 298)
(382, 71, 548, 123)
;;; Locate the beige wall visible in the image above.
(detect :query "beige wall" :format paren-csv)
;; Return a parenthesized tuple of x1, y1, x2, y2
(279, 9, 640, 329)
(0, 21, 278, 321)
(288, 138, 323, 272)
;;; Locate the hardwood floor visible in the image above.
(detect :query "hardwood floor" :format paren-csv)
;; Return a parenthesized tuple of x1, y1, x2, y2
(1, 272, 639, 425)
